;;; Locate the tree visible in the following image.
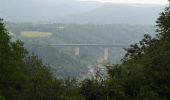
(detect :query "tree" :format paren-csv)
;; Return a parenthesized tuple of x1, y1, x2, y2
(0, 18, 86, 100)
(156, 0, 170, 40)
(106, 1, 170, 100)
(0, 18, 28, 100)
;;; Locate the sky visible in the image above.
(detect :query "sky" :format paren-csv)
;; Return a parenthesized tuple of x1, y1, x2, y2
(79, 0, 169, 4)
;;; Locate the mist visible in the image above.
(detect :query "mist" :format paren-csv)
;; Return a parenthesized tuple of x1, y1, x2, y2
(0, 0, 165, 24)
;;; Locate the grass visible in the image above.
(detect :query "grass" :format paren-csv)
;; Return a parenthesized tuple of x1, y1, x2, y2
(21, 31, 53, 38)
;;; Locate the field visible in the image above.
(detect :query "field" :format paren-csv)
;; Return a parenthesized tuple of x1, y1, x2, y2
(21, 31, 53, 38)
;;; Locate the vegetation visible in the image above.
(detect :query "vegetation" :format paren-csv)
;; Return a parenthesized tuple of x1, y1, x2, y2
(0, 18, 84, 100)
(79, 1, 170, 100)
(21, 31, 52, 38)
(6, 22, 155, 78)
(0, 1, 170, 100)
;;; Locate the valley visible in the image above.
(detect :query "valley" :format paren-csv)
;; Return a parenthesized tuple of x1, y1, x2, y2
(6, 22, 155, 78)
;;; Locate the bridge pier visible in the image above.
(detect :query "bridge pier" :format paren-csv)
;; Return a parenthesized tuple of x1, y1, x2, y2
(104, 48, 109, 61)
(45, 44, 127, 58)
(75, 47, 80, 56)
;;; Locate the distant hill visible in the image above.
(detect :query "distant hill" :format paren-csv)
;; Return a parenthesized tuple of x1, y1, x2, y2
(6, 22, 156, 78)
(0, 0, 165, 25)
(55, 4, 164, 25)
(0, 0, 102, 22)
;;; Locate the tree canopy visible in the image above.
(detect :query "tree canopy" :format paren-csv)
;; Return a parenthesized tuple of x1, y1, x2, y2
(0, 1, 170, 100)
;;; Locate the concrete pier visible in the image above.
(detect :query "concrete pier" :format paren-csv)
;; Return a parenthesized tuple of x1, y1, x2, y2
(104, 48, 109, 61)
(75, 47, 80, 56)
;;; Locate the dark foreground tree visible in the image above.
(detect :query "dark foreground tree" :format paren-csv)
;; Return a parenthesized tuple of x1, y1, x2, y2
(1, 0, 170, 100)
(0, 19, 84, 100)
(106, 1, 170, 100)
(0, 18, 28, 99)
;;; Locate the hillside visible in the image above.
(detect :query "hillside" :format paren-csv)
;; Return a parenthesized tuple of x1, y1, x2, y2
(6, 22, 155, 78)
(56, 4, 164, 25)
(0, 0, 102, 22)
(0, 0, 164, 24)
(0, 0, 170, 100)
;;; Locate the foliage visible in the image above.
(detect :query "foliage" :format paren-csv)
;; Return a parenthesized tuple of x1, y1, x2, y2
(0, 19, 84, 100)
(105, 2, 170, 100)
(6, 22, 155, 78)
(0, 1, 170, 100)
(0, 96, 5, 100)
(0, 18, 27, 100)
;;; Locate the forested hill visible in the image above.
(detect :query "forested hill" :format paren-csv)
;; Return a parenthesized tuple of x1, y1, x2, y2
(6, 22, 155, 78)
(56, 4, 164, 25)
(0, 1, 170, 100)
(6, 23, 155, 44)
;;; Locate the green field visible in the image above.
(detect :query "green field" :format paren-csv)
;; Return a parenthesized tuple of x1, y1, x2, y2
(21, 31, 53, 38)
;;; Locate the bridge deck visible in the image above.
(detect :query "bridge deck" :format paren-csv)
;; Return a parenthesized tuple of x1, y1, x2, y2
(28, 43, 129, 48)
(48, 44, 128, 47)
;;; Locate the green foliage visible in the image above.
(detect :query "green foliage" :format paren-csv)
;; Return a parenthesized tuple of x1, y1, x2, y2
(80, 79, 105, 100)
(6, 22, 155, 78)
(0, 1, 170, 100)
(156, 3, 170, 40)
(0, 96, 5, 100)
(0, 18, 27, 100)
(0, 19, 84, 100)
(105, 2, 170, 100)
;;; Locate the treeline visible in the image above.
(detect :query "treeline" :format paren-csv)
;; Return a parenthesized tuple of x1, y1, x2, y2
(0, 1, 170, 100)
(79, 2, 170, 99)
(0, 18, 85, 100)
(6, 22, 155, 44)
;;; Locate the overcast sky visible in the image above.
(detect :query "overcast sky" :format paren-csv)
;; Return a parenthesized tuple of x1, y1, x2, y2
(1, 0, 168, 5)
(79, 0, 169, 4)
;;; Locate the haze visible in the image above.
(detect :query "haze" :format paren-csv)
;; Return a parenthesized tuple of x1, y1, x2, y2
(0, 0, 166, 24)
(80, 0, 169, 4)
